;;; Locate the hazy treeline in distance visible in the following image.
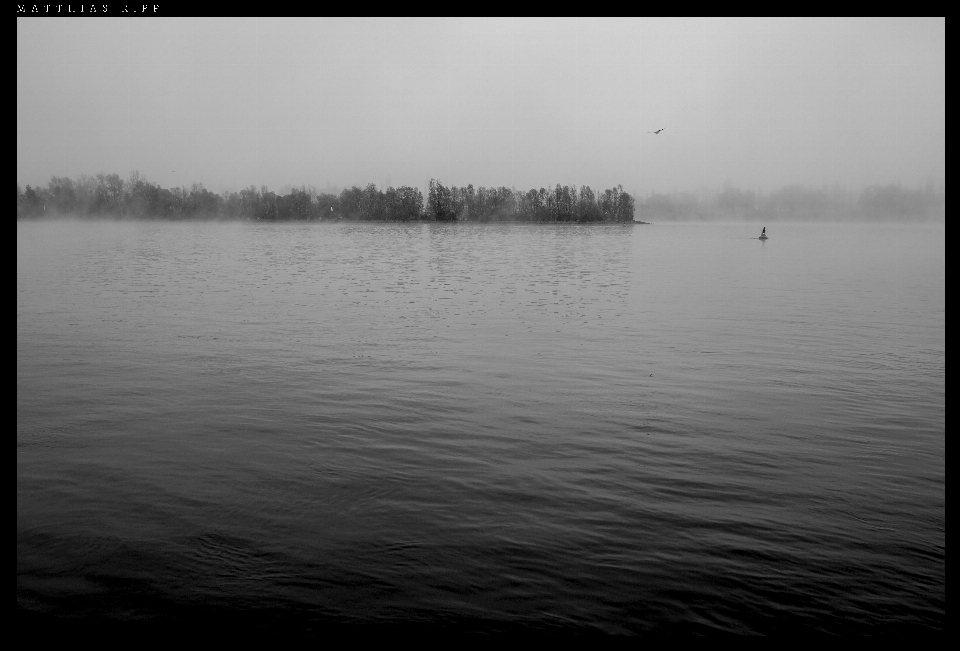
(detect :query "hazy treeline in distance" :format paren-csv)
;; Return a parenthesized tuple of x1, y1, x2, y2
(637, 181, 945, 222)
(16, 173, 637, 223)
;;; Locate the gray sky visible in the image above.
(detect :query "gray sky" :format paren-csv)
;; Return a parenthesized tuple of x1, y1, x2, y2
(17, 17, 945, 196)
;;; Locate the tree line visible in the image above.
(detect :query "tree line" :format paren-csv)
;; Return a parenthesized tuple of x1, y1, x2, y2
(16, 172, 636, 223)
(637, 181, 945, 221)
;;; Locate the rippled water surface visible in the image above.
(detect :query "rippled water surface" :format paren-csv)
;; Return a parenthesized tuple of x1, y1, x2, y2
(17, 220, 944, 633)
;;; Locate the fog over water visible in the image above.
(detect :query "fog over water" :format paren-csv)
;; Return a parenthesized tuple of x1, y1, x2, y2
(17, 16, 945, 634)
(17, 18, 945, 198)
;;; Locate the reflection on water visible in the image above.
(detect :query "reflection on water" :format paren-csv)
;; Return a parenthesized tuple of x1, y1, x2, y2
(17, 220, 944, 632)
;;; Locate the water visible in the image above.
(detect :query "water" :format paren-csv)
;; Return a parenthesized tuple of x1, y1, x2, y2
(17, 220, 944, 633)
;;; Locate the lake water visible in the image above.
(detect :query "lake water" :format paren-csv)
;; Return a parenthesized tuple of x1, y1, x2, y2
(17, 220, 944, 633)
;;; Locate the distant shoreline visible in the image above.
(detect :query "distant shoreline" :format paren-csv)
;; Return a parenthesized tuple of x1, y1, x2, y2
(17, 175, 637, 223)
(16, 214, 649, 225)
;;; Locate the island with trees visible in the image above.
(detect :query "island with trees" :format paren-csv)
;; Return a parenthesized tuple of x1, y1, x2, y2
(16, 173, 637, 223)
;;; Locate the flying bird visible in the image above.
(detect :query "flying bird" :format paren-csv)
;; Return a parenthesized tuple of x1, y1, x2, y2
(648, 128, 664, 134)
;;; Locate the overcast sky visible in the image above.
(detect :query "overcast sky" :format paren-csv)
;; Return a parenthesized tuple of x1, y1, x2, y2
(17, 17, 945, 197)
